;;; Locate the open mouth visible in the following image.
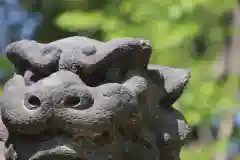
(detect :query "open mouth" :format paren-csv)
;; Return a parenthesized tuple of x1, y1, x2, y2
(10, 128, 115, 160)
(29, 145, 81, 160)
(7, 130, 91, 160)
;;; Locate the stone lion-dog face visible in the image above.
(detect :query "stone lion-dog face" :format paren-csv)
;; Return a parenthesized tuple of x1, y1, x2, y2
(1, 70, 149, 160)
(1, 37, 191, 160)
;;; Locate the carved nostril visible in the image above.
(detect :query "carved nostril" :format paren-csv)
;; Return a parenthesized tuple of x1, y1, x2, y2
(27, 95, 41, 109)
(63, 96, 81, 106)
(63, 92, 94, 110)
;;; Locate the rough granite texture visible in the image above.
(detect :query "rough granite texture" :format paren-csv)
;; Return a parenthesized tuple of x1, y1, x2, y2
(0, 36, 191, 160)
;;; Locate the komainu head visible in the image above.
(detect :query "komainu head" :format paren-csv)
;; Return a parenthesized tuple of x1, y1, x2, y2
(1, 37, 190, 160)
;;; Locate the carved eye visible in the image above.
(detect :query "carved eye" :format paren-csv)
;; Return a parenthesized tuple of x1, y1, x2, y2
(43, 49, 50, 54)
(25, 95, 41, 110)
(42, 45, 62, 56)
(106, 67, 122, 82)
(63, 92, 94, 110)
(24, 70, 42, 85)
(82, 45, 96, 56)
(29, 74, 40, 82)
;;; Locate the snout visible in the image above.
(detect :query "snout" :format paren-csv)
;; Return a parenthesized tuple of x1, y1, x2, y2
(50, 82, 136, 138)
(1, 81, 54, 134)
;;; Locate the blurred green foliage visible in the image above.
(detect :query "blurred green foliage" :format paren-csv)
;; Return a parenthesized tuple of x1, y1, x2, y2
(0, 0, 239, 158)
(181, 138, 229, 159)
(55, 0, 238, 125)
(0, 56, 14, 94)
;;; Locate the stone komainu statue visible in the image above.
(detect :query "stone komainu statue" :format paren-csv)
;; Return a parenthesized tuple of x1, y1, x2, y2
(0, 37, 191, 160)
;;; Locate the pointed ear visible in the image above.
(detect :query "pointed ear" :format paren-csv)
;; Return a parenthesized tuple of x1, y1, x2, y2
(147, 64, 191, 106)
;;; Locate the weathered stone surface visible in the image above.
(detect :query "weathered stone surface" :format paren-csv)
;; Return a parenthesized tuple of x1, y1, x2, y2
(1, 36, 191, 160)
